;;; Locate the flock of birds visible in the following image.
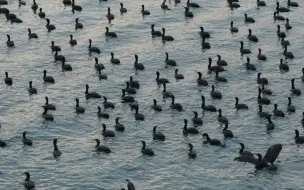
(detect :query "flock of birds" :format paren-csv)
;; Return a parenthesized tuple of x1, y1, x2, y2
(1, 0, 304, 189)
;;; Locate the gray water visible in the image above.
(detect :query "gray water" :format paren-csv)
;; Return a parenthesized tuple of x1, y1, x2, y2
(1, 0, 304, 189)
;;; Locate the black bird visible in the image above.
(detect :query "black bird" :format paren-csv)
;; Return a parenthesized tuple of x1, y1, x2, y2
(184, 7, 193, 18)
(54, 50, 65, 63)
(88, 39, 101, 54)
(266, 115, 275, 130)
(28, 81, 37, 95)
(151, 24, 161, 37)
(279, 59, 289, 71)
(183, 119, 199, 135)
(151, 99, 162, 112)
(121, 89, 135, 103)
(257, 48, 267, 60)
(197, 72, 208, 86)
(239, 143, 253, 156)
(230, 21, 238, 33)
(134, 105, 145, 121)
(188, 143, 197, 159)
(75, 18, 83, 29)
(208, 58, 225, 72)
(203, 133, 222, 146)
(141, 5, 150, 16)
(261, 84, 272, 95)
(141, 141, 154, 156)
(258, 105, 271, 119)
(258, 88, 270, 105)
(215, 70, 227, 82)
(153, 126, 165, 141)
(294, 130, 304, 144)
(72, 0, 82, 12)
(22, 131, 33, 146)
(42, 96, 56, 111)
(277, 25, 286, 38)
(31, 0, 38, 12)
(42, 107, 54, 121)
(134, 54, 145, 70)
(102, 124, 115, 137)
(283, 45, 294, 59)
(170, 95, 183, 112)
(223, 123, 234, 139)
(43, 70, 55, 84)
(276, 2, 290, 12)
(23, 172, 35, 190)
(218, 109, 229, 124)
(216, 55, 227, 66)
(287, 97, 295, 112)
(192, 111, 203, 125)
(85, 84, 101, 99)
(75, 98, 85, 114)
(120, 3, 127, 14)
(235, 97, 248, 110)
(69, 34, 77, 46)
(246, 57, 256, 71)
(187, 0, 200, 8)
(247, 29, 258, 42)
(288, 0, 298, 7)
(201, 96, 216, 112)
(97, 106, 109, 119)
(51, 41, 61, 52)
(105, 27, 117, 38)
(244, 14, 255, 23)
(45, 18, 56, 32)
(114, 117, 125, 132)
(94, 139, 111, 153)
(165, 52, 177, 66)
(273, 11, 285, 21)
(200, 27, 210, 38)
(61, 59, 72, 72)
(125, 179, 135, 190)
(110, 52, 120, 64)
(53, 139, 62, 158)
(162, 28, 174, 41)
(257, 0, 266, 7)
(162, 82, 173, 98)
(240, 41, 251, 55)
(210, 85, 222, 99)
(290, 78, 301, 96)
(28, 28, 38, 39)
(103, 96, 115, 109)
(156, 71, 169, 85)
(273, 104, 285, 117)
(4, 72, 12, 85)
(202, 37, 210, 49)
(257, 73, 268, 85)
(285, 18, 292, 30)
(6, 34, 14, 47)
(161, 0, 171, 10)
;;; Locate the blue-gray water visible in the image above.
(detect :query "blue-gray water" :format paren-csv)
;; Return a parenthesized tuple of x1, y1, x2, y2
(1, 0, 304, 189)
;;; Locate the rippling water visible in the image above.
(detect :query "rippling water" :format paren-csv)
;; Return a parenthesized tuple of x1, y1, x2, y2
(1, 0, 304, 189)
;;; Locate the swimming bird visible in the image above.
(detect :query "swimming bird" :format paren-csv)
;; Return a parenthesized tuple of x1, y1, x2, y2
(19, 0, 26, 6)
(266, 115, 275, 130)
(62, 59, 72, 72)
(53, 139, 62, 158)
(281, 36, 290, 46)
(45, 18, 56, 32)
(141, 141, 154, 156)
(273, 104, 285, 117)
(240, 41, 251, 55)
(62, 0, 71, 6)
(277, 25, 286, 38)
(72, 0, 82, 12)
(102, 97, 115, 109)
(110, 52, 120, 64)
(105, 27, 117, 38)
(285, 18, 292, 30)
(235, 97, 248, 110)
(151, 24, 161, 37)
(279, 59, 289, 71)
(228, 0, 240, 8)
(94, 58, 104, 70)
(125, 82, 137, 94)
(153, 126, 165, 141)
(210, 85, 222, 99)
(187, 0, 200, 8)
(28, 28, 38, 39)
(134, 106, 145, 120)
(4, 72, 12, 85)
(22, 131, 33, 146)
(123, 179, 135, 190)
(184, 7, 193, 18)
(290, 78, 301, 96)
(102, 124, 115, 137)
(42, 96, 56, 111)
(0, 8, 9, 14)
(161, 0, 171, 10)
(170, 95, 183, 112)
(257, 0, 266, 7)
(54, 50, 65, 63)
(183, 119, 199, 135)
(134, 54, 145, 70)
(98, 67, 107, 80)
(273, 11, 285, 21)
(197, 72, 208, 86)
(287, 0, 298, 7)
(120, 3, 127, 13)
(192, 111, 203, 125)
(258, 88, 270, 105)
(85, 84, 101, 99)
(215, 70, 227, 82)
(97, 106, 109, 119)
(43, 70, 55, 84)
(151, 99, 162, 112)
(31, 0, 38, 12)
(200, 27, 210, 38)
(6, 35, 14, 47)
(0, 139, 7, 147)
(230, 21, 238, 33)
(165, 52, 177, 66)
(28, 81, 37, 94)
(287, 97, 295, 112)
(247, 29, 258, 42)
(276, 2, 290, 12)
(23, 172, 35, 190)
(244, 14, 255, 23)
(261, 84, 272, 95)
(216, 55, 227, 66)
(121, 89, 135, 103)
(257, 73, 268, 85)
(88, 39, 101, 54)
(51, 41, 61, 52)
(162, 82, 173, 98)
(201, 95, 216, 112)
(202, 37, 210, 49)
(75, 18, 83, 29)
(239, 143, 253, 156)
(258, 105, 271, 119)
(208, 58, 225, 72)
(246, 58, 256, 71)
(114, 117, 125, 132)
(106, 7, 114, 21)
(188, 143, 197, 159)
(75, 98, 85, 114)
(174, 69, 184, 80)
(218, 109, 229, 124)
(42, 107, 53, 121)
(203, 133, 222, 146)
(283, 45, 294, 59)
(94, 139, 111, 153)
(162, 28, 174, 41)
(257, 48, 267, 61)
(302, 112, 304, 126)
(295, 130, 304, 144)
(69, 34, 77, 46)
(141, 5, 150, 16)
(302, 68, 304, 82)
(6, 13, 22, 24)
(223, 123, 234, 139)
(156, 71, 169, 85)
(129, 76, 140, 89)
